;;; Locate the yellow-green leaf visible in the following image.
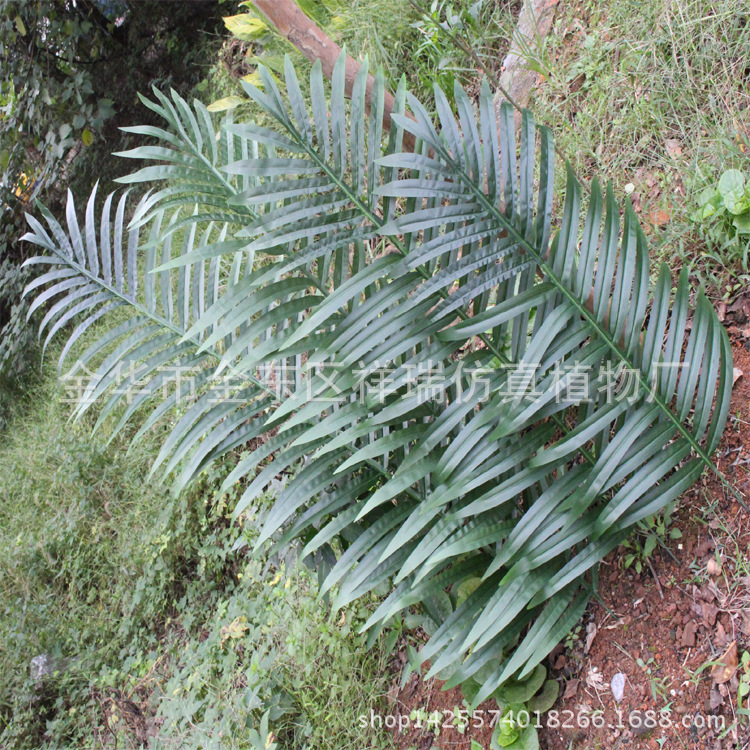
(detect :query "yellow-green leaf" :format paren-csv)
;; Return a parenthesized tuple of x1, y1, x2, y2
(82, 129, 94, 147)
(206, 95, 245, 113)
(223, 13, 267, 41)
(241, 71, 263, 87)
(220, 616, 249, 645)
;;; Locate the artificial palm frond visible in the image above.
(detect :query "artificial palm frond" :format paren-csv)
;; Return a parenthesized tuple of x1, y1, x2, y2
(21, 184, 275, 462)
(21, 52, 733, 703)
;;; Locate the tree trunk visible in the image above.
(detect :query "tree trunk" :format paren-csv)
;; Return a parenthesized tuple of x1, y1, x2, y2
(252, 0, 415, 151)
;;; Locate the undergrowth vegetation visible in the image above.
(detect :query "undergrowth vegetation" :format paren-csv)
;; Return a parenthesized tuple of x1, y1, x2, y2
(208, 0, 517, 116)
(0, 370, 391, 749)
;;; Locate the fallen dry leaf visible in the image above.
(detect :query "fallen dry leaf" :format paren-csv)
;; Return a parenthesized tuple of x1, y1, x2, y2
(569, 72, 586, 93)
(706, 557, 722, 576)
(563, 679, 579, 700)
(584, 622, 597, 654)
(733, 367, 743, 386)
(665, 138, 683, 157)
(711, 641, 738, 684)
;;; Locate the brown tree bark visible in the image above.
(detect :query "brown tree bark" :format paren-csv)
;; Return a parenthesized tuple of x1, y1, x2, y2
(252, 0, 415, 151)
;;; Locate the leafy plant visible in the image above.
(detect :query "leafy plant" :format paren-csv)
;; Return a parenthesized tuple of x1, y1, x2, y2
(620, 505, 681, 574)
(409, 0, 484, 98)
(696, 169, 750, 233)
(20, 51, 733, 704)
(691, 168, 750, 285)
(0, 375, 391, 748)
(635, 655, 671, 704)
(464, 663, 557, 749)
(0, 203, 36, 382)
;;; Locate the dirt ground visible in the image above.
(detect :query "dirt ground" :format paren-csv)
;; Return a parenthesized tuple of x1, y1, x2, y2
(387, 310, 750, 750)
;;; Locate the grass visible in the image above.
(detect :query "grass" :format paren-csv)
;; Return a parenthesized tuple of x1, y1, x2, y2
(524, 0, 750, 296)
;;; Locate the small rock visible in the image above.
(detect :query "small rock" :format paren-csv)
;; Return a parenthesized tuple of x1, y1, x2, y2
(611, 672, 626, 702)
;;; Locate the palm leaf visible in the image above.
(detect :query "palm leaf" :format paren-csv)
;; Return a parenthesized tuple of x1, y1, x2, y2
(21, 52, 733, 703)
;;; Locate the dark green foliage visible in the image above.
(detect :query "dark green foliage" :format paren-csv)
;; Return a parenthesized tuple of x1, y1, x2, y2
(0, 0, 225, 380)
(0, 0, 223, 197)
(0, 205, 36, 386)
